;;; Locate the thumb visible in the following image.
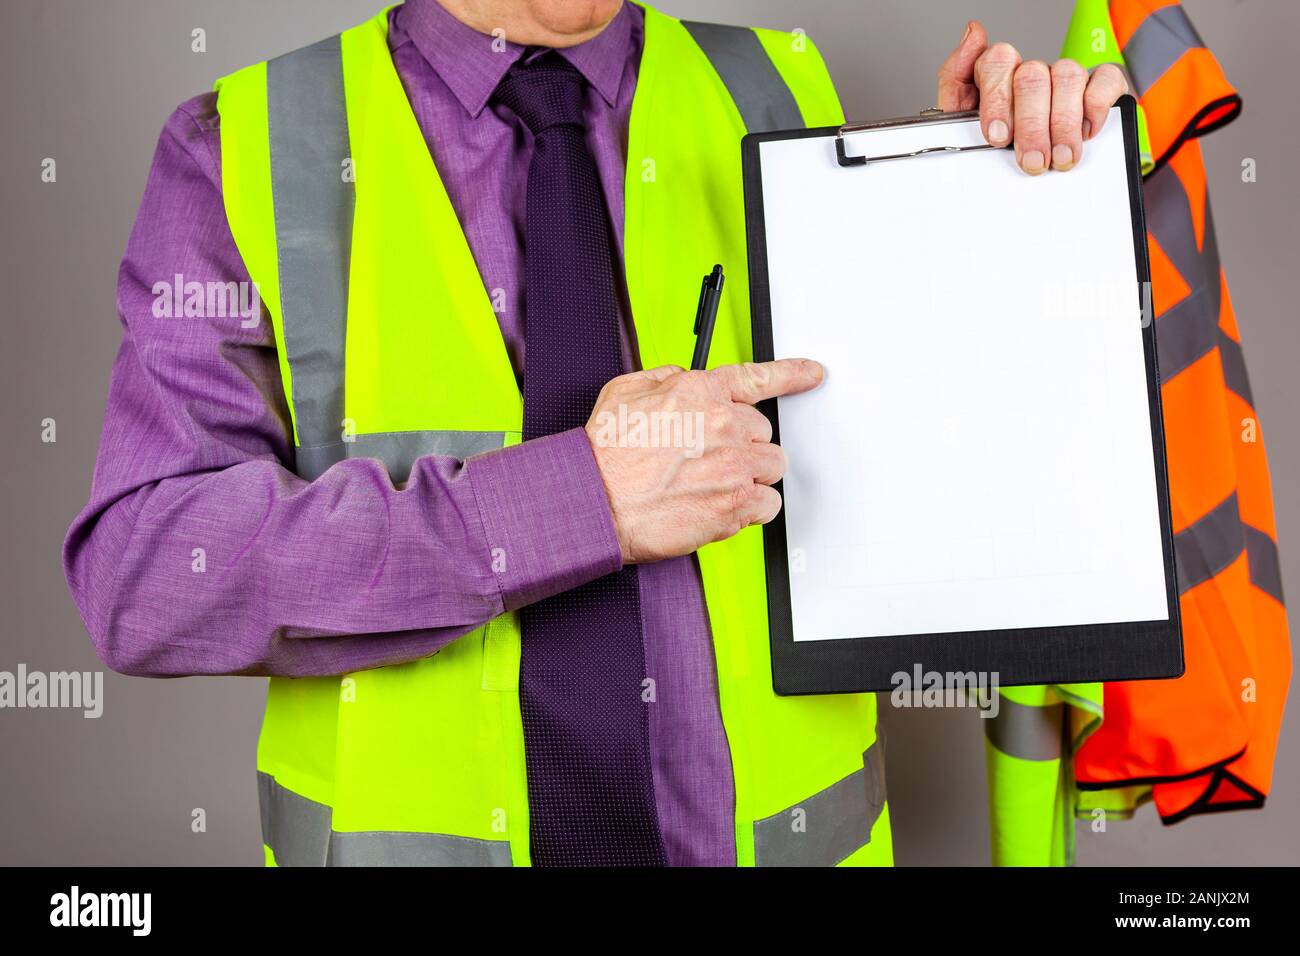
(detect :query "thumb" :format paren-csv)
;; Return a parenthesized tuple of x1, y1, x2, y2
(937, 20, 987, 111)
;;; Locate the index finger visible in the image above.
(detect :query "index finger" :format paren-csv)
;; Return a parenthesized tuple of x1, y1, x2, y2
(712, 359, 825, 405)
(975, 41, 1021, 146)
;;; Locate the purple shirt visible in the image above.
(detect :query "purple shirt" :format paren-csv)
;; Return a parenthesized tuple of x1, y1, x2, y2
(62, 0, 735, 866)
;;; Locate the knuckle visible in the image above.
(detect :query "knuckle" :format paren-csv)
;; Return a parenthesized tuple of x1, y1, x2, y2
(705, 403, 733, 436)
(1050, 123, 1081, 147)
(1050, 111, 1080, 134)
(715, 445, 747, 473)
(673, 369, 704, 392)
(977, 86, 1011, 117)
(603, 373, 632, 396)
(1093, 62, 1128, 88)
(1014, 60, 1051, 93)
(754, 487, 781, 524)
(985, 41, 1021, 67)
(1084, 81, 1117, 110)
(974, 56, 1006, 92)
(1051, 105, 1083, 137)
(707, 368, 738, 401)
(698, 366, 727, 396)
(665, 372, 701, 407)
(1051, 58, 1087, 85)
(741, 361, 771, 390)
(1086, 65, 1129, 106)
(1017, 118, 1049, 141)
(725, 482, 755, 532)
(765, 446, 789, 481)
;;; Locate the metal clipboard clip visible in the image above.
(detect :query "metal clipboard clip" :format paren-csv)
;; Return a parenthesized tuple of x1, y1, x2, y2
(835, 108, 1007, 168)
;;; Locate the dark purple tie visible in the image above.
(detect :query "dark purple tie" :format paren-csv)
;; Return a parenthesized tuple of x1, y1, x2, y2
(493, 53, 667, 867)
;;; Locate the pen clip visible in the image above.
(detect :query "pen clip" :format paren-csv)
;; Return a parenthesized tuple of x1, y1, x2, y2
(694, 273, 711, 334)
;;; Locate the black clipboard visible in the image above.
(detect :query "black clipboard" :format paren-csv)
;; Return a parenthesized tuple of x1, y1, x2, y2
(742, 95, 1183, 696)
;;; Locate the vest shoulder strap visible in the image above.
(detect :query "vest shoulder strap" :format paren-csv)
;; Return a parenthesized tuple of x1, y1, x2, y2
(215, 33, 356, 462)
(680, 20, 844, 131)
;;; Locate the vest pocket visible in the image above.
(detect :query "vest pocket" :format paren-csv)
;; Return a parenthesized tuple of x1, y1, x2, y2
(480, 612, 521, 692)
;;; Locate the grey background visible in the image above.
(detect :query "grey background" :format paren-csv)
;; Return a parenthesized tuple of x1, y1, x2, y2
(0, 0, 1294, 866)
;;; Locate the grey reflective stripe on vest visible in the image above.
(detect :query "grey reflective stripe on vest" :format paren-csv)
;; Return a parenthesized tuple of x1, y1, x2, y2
(1163, 478, 1282, 604)
(985, 698, 1064, 761)
(1175, 491, 1244, 593)
(327, 830, 514, 866)
(1135, 55, 1284, 611)
(1217, 331, 1254, 408)
(1144, 162, 1221, 383)
(259, 772, 513, 866)
(680, 21, 804, 133)
(267, 35, 354, 476)
(258, 769, 332, 866)
(266, 38, 503, 482)
(752, 739, 886, 866)
(296, 430, 507, 483)
(1173, 489, 1288, 605)
(1244, 524, 1286, 605)
(1122, 4, 1205, 96)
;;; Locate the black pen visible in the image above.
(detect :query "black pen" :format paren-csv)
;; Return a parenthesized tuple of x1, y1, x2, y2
(690, 264, 725, 370)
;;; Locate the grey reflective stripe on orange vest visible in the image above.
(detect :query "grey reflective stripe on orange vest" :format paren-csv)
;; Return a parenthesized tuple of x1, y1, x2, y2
(752, 740, 886, 866)
(267, 35, 354, 478)
(296, 429, 508, 483)
(1168, 490, 1284, 604)
(681, 21, 805, 133)
(1145, 162, 1222, 382)
(1122, 3, 1205, 96)
(1217, 330, 1254, 408)
(1245, 524, 1286, 605)
(1175, 491, 1244, 593)
(985, 698, 1065, 761)
(258, 772, 513, 867)
(1139, 133, 1285, 606)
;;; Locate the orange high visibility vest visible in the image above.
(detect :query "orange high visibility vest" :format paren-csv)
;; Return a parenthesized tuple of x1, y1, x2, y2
(1067, 0, 1291, 822)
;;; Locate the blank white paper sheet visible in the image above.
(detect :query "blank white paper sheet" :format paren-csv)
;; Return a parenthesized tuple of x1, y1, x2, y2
(759, 107, 1170, 642)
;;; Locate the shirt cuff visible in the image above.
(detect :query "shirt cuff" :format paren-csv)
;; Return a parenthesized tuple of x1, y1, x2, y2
(465, 427, 623, 611)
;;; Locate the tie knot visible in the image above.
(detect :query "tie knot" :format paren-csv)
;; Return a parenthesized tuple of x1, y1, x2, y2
(492, 52, 586, 135)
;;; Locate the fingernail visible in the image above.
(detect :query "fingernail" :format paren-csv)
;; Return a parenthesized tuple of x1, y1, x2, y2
(1052, 144, 1075, 169)
(1022, 149, 1045, 173)
(1082, 118, 1093, 140)
(988, 119, 1009, 145)
(962, 21, 973, 42)
(801, 359, 825, 381)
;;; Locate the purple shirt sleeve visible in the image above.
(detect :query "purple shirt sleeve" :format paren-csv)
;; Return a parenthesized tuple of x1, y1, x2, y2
(62, 96, 622, 678)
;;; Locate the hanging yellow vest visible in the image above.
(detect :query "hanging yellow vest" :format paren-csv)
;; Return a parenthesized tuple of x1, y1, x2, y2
(978, 0, 1125, 868)
(214, 2, 891, 867)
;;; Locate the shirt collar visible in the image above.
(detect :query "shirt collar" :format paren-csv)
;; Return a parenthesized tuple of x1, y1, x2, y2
(396, 0, 633, 118)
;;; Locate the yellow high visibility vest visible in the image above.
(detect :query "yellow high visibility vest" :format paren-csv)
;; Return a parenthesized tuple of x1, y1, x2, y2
(214, 2, 891, 867)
